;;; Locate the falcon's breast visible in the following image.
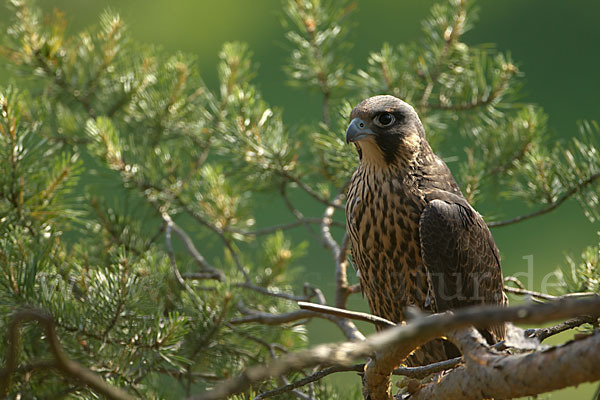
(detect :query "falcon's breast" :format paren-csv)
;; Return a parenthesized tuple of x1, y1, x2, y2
(346, 164, 432, 324)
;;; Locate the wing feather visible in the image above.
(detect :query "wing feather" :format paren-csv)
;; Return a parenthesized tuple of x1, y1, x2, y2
(419, 193, 506, 340)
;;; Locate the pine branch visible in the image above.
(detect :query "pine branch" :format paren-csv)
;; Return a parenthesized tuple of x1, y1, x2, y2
(33, 50, 95, 117)
(488, 170, 600, 228)
(419, 0, 467, 107)
(0, 309, 134, 400)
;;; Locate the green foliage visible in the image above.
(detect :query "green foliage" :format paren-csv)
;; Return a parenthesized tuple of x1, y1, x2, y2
(283, 0, 353, 94)
(1, 0, 599, 398)
(558, 243, 600, 295)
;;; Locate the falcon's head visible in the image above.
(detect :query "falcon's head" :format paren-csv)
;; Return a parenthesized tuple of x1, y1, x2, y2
(346, 95, 426, 166)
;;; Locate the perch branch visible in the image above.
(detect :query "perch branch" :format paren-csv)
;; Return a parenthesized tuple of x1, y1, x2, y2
(410, 327, 600, 400)
(192, 296, 600, 400)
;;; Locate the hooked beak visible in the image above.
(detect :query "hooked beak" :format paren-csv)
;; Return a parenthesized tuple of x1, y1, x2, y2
(345, 118, 375, 144)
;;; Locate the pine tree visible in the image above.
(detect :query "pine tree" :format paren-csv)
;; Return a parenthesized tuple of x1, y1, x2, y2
(0, 0, 599, 399)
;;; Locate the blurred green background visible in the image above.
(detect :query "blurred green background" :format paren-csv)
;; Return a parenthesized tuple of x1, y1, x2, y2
(2, 0, 599, 398)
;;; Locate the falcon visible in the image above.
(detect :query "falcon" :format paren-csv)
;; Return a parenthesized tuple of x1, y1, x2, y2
(345, 95, 506, 365)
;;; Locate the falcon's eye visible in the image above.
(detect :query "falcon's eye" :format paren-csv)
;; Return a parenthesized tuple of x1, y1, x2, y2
(374, 112, 395, 128)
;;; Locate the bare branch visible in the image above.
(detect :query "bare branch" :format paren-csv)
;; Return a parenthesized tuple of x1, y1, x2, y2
(234, 282, 309, 302)
(172, 194, 250, 281)
(255, 365, 363, 399)
(394, 357, 461, 380)
(0, 309, 134, 400)
(504, 276, 525, 289)
(230, 309, 315, 326)
(192, 296, 600, 400)
(348, 283, 362, 294)
(230, 303, 364, 342)
(182, 272, 224, 280)
(298, 301, 395, 328)
(316, 184, 365, 342)
(161, 212, 225, 281)
(504, 285, 596, 301)
(526, 315, 598, 342)
(488, 171, 600, 228)
(255, 357, 466, 400)
(321, 190, 351, 308)
(229, 218, 344, 237)
(303, 283, 327, 305)
(279, 182, 322, 243)
(280, 171, 343, 210)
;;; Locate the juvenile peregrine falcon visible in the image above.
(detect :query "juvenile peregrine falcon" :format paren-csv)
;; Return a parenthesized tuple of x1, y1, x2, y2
(345, 95, 506, 366)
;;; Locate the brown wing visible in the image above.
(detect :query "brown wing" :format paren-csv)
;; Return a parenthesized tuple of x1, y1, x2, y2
(419, 192, 506, 340)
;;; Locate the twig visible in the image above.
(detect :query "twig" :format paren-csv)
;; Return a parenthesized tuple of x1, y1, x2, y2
(280, 171, 343, 210)
(504, 276, 525, 289)
(317, 184, 364, 341)
(231, 302, 369, 339)
(161, 212, 225, 281)
(230, 309, 315, 326)
(183, 272, 225, 280)
(526, 315, 598, 342)
(320, 189, 349, 307)
(279, 182, 319, 240)
(229, 218, 344, 237)
(504, 285, 596, 301)
(164, 219, 204, 308)
(172, 194, 250, 282)
(503, 286, 558, 300)
(230, 294, 364, 343)
(348, 283, 362, 294)
(488, 171, 600, 228)
(192, 296, 600, 400)
(303, 283, 327, 305)
(394, 357, 462, 379)
(234, 282, 309, 302)
(298, 301, 395, 328)
(0, 309, 134, 400)
(254, 365, 362, 399)
(255, 357, 465, 400)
